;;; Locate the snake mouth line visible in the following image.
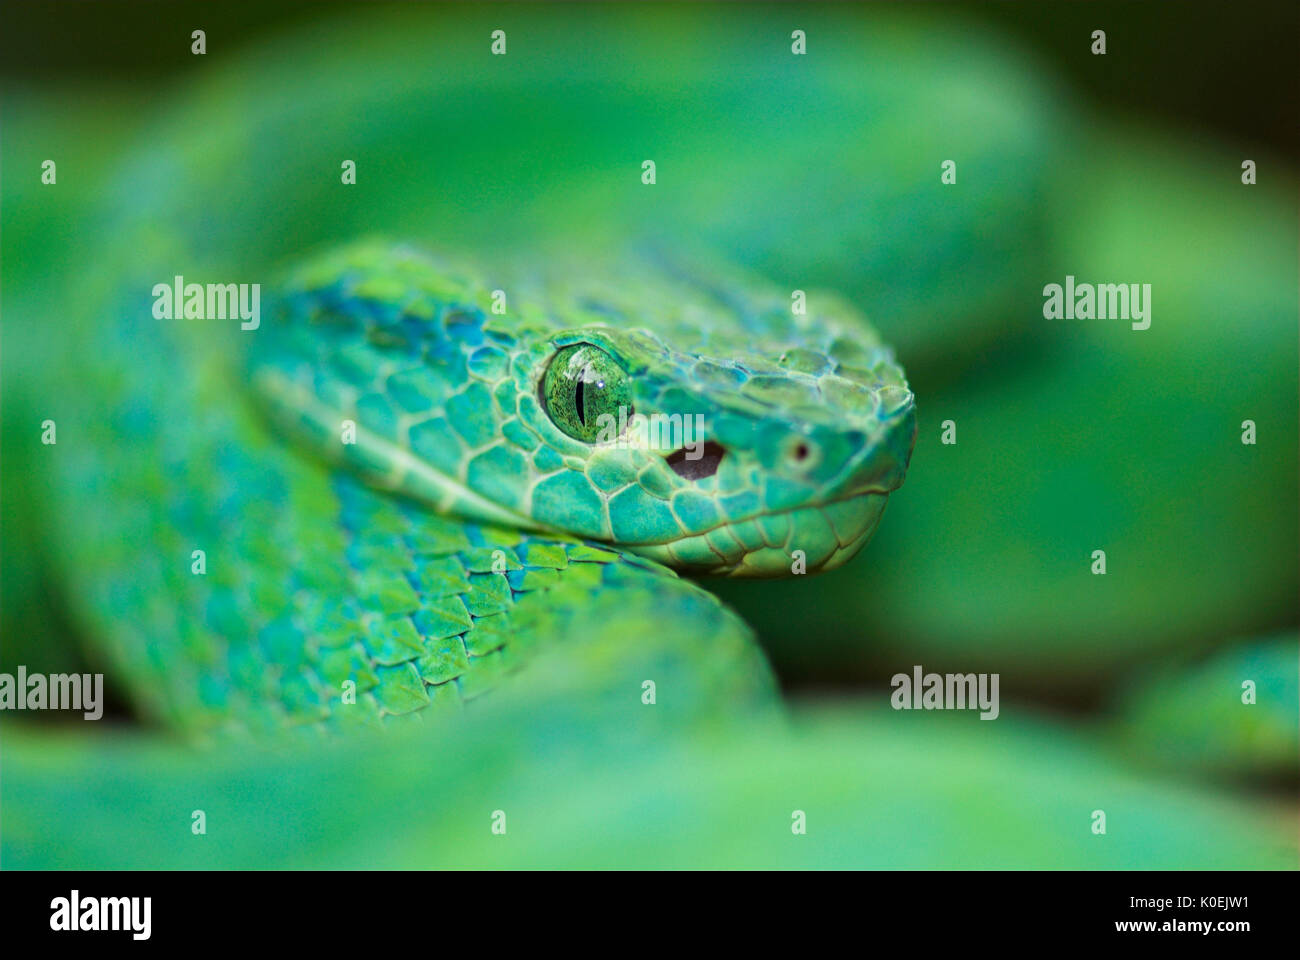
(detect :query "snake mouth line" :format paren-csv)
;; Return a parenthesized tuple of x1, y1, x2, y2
(632, 486, 891, 547)
(625, 490, 892, 577)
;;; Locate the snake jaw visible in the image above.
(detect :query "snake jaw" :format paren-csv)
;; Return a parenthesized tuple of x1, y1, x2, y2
(626, 489, 893, 577)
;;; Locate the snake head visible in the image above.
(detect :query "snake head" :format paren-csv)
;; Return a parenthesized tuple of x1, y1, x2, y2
(252, 243, 915, 578)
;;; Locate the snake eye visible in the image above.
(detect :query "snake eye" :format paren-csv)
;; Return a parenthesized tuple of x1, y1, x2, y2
(541, 343, 632, 443)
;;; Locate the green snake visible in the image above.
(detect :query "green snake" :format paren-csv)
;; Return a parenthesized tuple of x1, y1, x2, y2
(4, 5, 1295, 869)
(36, 238, 913, 735)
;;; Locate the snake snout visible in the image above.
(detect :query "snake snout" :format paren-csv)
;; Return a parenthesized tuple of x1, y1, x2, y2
(664, 441, 725, 481)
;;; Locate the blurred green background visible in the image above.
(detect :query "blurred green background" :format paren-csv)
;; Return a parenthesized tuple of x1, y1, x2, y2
(1, 2, 1296, 867)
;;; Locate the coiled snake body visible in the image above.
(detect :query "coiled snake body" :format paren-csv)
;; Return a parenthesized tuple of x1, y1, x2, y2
(46, 238, 914, 735)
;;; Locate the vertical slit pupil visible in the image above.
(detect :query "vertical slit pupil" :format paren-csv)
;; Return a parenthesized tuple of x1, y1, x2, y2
(575, 369, 586, 425)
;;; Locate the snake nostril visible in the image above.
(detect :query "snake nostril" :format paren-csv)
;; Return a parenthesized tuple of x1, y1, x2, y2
(665, 441, 725, 481)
